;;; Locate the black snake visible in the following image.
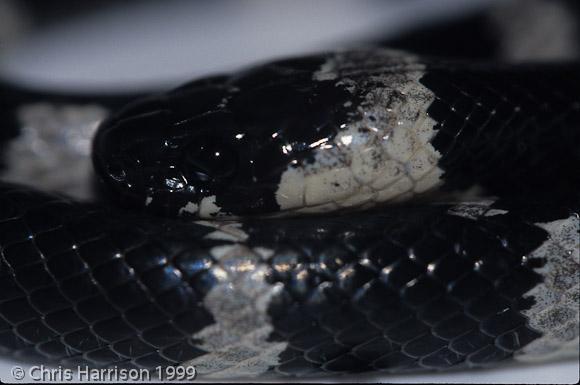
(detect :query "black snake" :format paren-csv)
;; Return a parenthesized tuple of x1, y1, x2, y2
(0, 1, 578, 380)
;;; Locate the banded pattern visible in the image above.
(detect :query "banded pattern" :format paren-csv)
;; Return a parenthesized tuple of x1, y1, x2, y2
(93, 51, 580, 220)
(0, 182, 577, 377)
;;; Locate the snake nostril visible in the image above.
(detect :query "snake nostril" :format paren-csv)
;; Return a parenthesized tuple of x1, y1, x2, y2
(183, 136, 237, 184)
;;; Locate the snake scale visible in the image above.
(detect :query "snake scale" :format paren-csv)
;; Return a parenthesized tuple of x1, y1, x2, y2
(0, 0, 578, 380)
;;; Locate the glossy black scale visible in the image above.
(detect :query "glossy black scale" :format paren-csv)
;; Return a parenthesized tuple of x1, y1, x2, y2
(0, 182, 573, 376)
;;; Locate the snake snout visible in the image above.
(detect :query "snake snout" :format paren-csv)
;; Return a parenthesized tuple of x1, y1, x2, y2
(92, 85, 246, 217)
(93, 98, 174, 202)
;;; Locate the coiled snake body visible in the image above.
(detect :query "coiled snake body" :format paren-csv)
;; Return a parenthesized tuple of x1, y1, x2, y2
(0, 5, 579, 380)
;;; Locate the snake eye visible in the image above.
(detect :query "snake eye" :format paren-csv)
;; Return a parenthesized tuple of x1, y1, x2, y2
(183, 136, 237, 184)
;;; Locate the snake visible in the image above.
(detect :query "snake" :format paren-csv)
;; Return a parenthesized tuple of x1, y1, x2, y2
(0, 0, 578, 380)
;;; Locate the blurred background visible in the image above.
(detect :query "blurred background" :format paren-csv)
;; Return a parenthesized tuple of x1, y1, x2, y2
(0, 0, 498, 93)
(0, 0, 577, 383)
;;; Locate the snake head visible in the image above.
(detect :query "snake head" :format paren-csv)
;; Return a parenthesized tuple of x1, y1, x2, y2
(94, 50, 442, 218)
(93, 55, 346, 218)
(92, 75, 243, 217)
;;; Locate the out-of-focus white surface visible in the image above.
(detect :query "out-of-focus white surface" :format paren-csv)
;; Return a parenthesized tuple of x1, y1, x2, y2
(1, 0, 495, 92)
(0, 0, 577, 383)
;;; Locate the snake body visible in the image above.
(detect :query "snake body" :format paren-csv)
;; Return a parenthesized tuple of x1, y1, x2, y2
(0, 3, 579, 380)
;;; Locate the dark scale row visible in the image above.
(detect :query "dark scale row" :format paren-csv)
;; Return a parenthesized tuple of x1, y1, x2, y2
(249, 209, 546, 374)
(0, 183, 218, 369)
(0, 182, 572, 377)
(421, 63, 580, 201)
(242, 202, 555, 376)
